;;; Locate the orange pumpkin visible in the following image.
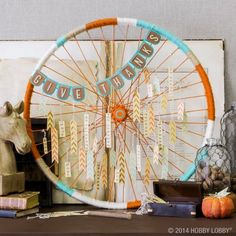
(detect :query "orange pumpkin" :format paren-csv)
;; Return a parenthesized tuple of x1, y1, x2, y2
(202, 196, 234, 218)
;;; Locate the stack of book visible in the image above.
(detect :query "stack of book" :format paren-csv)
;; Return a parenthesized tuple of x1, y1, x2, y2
(0, 192, 39, 218)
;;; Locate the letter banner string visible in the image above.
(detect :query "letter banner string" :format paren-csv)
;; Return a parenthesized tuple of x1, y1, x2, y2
(30, 29, 161, 101)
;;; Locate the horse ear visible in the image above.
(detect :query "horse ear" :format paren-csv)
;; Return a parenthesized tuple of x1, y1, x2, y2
(14, 101, 24, 114)
(0, 101, 13, 117)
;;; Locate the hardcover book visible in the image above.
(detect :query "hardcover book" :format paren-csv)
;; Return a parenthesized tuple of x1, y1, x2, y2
(0, 207, 39, 218)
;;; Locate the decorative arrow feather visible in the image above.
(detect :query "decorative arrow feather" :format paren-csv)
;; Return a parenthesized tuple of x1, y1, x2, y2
(161, 94, 168, 113)
(110, 149, 116, 168)
(65, 161, 72, 178)
(118, 152, 125, 184)
(58, 120, 66, 138)
(51, 127, 59, 163)
(101, 153, 108, 188)
(177, 102, 185, 121)
(79, 146, 86, 171)
(95, 163, 100, 190)
(105, 113, 112, 148)
(169, 120, 177, 144)
(132, 91, 141, 123)
(47, 111, 54, 130)
(157, 118, 163, 145)
(144, 157, 151, 185)
(70, 120, 78, 154)
(148, 104, 155, 135)
(84, 113, 90, 151)
(143, 110, 149, 138)
(86, 150, 94, 181)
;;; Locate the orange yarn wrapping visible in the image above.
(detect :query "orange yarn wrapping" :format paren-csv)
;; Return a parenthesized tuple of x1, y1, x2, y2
(127, 200, 141, 209)
(196, 64, 215, 121)
(86, 18, 117, 30)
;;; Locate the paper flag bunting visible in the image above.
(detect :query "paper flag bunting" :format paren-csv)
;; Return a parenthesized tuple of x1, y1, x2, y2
(84, 113, 90, 151)
(157, 118, 163, 145)
(58, 120, 66, 138)
(65, 161, 72, 178)
(144, 158, 151, 185)
(177, 102, 185, 121)
(147, 83, 153, 97)
(132, 91, 141, 122)
(119, 152, 125, 184)
(169, 120, 177, 144)
(79, 146, 86, 171)
(86, 150, 94, 181)
(101, 153, 108, 188)
(148, 104, 155, 135)
(161, 94, 168, 113)
(110, 149, 116, 167)
(92, 136, 98, 154)
(51, 127, 59, 163)
(70, 120, 78, 154)
(143, 111, 149, 138)
(129, 150, 136, 181)
(136, 144, 141, 172)
(47, 111, 54, 130)
(153, 144, 160, 165)
(114, 168, 120, 184)
(95, 163, 100, 190)
(105, 113, 112, 148)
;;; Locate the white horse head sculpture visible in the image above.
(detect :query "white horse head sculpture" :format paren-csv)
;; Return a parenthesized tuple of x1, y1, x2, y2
(0, 101, 32, 175)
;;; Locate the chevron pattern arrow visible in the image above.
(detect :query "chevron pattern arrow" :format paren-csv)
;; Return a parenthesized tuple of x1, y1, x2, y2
(177, 102, 185, 121)
(51, 127, 59, 163)
(157, 118, 163, 145)
(129, 150, 136, 181)
(143, 68, 151, 84)
(144, 157, 151, 185)
(86, 150, 94, 181)
(143, 110, 149, 138)
(148, 104, 155, 135)
(182, 111, 188, 132)
(110, 149, 116, 167)
(132, 91, 141, 122)
(84, 113, 90, 151)
(70, 120, 78, 154)
(161, 94, 168, 113)
(168, 68, 174, 94)
(79, 146, 86, 171)
(101, 153, 108, 188)
(119, 152, 125, 184)
(95, 162, 100, 190)
(169, 120, 177, 144)
(47, 111, 54, 130)
(153, 144, 160, 165)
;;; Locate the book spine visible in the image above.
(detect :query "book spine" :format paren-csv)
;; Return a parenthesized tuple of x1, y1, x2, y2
(0, 210, 16, 218)
(0, 197, 26, 210)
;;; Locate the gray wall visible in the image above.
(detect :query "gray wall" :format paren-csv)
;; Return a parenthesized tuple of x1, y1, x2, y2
(0, 0, 235, 108)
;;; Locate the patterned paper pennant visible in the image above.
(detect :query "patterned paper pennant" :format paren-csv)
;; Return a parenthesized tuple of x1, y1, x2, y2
(161, 94, 168, 113)
(86, 150, 94, 181)
(95, 163, 100, 190)
(161, 145, 169, 179)
(114, 168, 120, 184)
(47, 111, 54, 130)
(153, 144, 160, 165)
(143, 111, 149, 138)
(182, 111, 188, 132)
(132, 91, 141, 122)
(65, 161, 72, 178)
(70, 120, 78, 154)
(169, 120, 177, 144)
(105, 113, 112, 148)
(79, 146, 86, 171)
(157, 117, 163, 145)
(168, 67, 174, 94)
(144, 157, 151, 185)
(58, 120, 66, 138)
(147, 83, 153, 98)
(84, 113, 90, 151)
(110, 149, 116, 167)
(136, 144, 141, 172)
(51, 127, 59, 163)
(129, 150, 136, 181)
(101, 153, 108, 188)
(148, 104, 155, 135)
(177, 102, 185, 121)
(42, 131, 48, 155)
(92, 136, 98, 154)
(119, 152, 125, 184)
